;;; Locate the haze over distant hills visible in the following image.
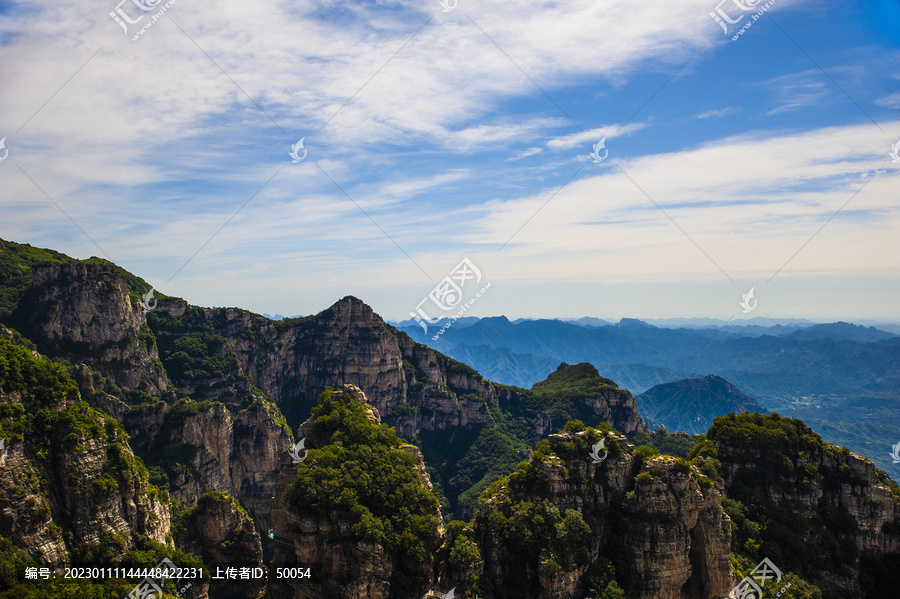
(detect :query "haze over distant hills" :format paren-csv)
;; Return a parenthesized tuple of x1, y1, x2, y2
(636, 374, 767, 435)
(392, 315, 900, 477)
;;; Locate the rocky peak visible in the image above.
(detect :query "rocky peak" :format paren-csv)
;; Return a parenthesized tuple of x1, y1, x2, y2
(10, 261, 167, 394)
(473, 427, 732, 599)
(269, 386, 443, 599)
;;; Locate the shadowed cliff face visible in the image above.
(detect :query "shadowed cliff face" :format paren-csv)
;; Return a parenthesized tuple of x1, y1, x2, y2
(11, 263, 168, 396)
(704, 412, 900, 597)
(0, 330, 170, 568)
(473, 430, 733, 599)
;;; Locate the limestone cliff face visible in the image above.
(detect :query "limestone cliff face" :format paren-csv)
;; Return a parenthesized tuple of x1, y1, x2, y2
(175, 491, 263, 599)
(10, 262, 167, 394)
(151, 296, 496, 439)
(0, 332, 170, 567)
(622, 456, 732, 599)
(125, 396, 293, 558)
(268, 385, 443, 599)
(717, 431, 900, 596)
(474, 431, 732, 599)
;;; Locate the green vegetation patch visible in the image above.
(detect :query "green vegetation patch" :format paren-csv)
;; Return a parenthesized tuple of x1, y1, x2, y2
(0, 337, 79, 409)
(706, 412, 871, 588)
(0, 240, 76, 321)
(287, 389, 441, 598)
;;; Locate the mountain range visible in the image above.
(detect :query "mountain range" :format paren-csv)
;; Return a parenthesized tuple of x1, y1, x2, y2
(635, 374, 767, 435)
(393, 315, 900, 477)
(0, 237, 898, 599)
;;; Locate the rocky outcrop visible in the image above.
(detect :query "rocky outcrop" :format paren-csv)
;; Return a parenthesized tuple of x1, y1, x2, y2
(0, 333, 170, 567)
(10, 262, 167, 395)
(711, 412, 900, 597)
(126, 395, 293, 559)
(622, 456, 732, 599)
(151, 296, 496, 438)
(268, 385, 443, 599)
(474, 430, 733, 599)
(175, 491, 263, 599)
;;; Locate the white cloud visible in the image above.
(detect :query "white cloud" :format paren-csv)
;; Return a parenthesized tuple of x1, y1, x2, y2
(508, 147, 543, 161)
(694, 107, 738, 119)
(875, 92, 900, 109)
(546, 123, 647, 152)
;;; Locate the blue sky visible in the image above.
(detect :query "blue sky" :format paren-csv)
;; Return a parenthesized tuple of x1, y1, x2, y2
(1, 0, 898, 322)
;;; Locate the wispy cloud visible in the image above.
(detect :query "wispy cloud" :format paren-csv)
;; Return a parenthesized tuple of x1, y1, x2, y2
(875, 92, 900, 109)
(508, 147, 544, 161)
(695, 107, 738, 119)
(546, 123, 647, 152)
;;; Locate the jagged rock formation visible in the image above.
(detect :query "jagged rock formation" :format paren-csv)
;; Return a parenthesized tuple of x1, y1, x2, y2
(10, 262, 168, 395)
(704, 412, 900, 597)
(124, 395, 292, 558)
(268, 385, 443, 599)
(0, 330, 170, 567)
(175, 491, 264, 599)
(149, 296, 497, 438)
(3, 240, 899, 599)
(473, 429, 733, 599)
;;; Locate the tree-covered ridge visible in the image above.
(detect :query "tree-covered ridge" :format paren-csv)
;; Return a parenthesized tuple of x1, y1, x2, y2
(0, 336, 78, 411)
(286, 389, 441, 598)
(471, 423, 625, 598)
(694, 412, 900, 597)
(0, 240, 76, 320)
(0, 238, 162, 322)
(527, 362, 622, 427)
(0, 336, 211, 597)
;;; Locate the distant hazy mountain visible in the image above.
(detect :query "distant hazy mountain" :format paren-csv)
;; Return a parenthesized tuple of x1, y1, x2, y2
(635, 375, 766, 434)
(786, 321, 898, 342)
(396, 316, 899, 398)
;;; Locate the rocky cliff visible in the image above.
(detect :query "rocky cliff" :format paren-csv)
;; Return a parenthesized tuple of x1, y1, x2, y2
(0, 330, 174, 574)
(268, 384, 443, 599)
(472, 427, 732, 599)
(175, 490, 264, 599)
(699, 412, 900, 598)
(10, 262, 168, 395)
